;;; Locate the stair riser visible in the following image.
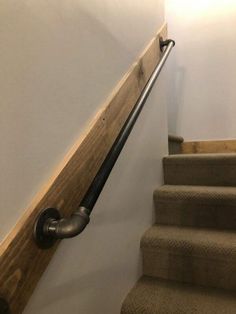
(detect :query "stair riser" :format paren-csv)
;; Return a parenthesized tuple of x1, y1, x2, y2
(163, 163, 236, 186)
(155, 198, 236, 229)
(168, 142, 182, 155)
(143, 249, 236, 290)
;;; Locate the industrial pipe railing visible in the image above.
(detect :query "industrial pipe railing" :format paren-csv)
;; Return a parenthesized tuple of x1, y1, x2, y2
(34, 38, 175, 249)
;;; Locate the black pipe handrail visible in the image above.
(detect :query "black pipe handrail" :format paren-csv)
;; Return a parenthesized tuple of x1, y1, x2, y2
(34, 38, 175, 249)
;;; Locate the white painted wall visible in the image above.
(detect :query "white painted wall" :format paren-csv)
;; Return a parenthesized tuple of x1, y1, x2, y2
(166, 0, 236, 140)
(0, 1, 168, 313)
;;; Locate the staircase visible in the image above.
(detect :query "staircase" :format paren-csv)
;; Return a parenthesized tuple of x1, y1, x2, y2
(121, 146, 236, 313)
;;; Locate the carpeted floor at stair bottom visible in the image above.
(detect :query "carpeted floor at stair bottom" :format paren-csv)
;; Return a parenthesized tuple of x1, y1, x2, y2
(121, 276, 236, 314)
(121, 153, 236, 313)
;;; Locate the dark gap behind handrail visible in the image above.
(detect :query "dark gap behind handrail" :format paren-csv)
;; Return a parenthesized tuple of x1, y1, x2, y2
(34, 38, 175, 249)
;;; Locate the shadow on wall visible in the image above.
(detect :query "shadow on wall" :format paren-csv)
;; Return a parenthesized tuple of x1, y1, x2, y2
(166, 0, 236, 140)
(166, 51, 185, 135)
(25, 243, 142, 313)
(0, 1, 131, 241)
(28, 263, 130, 312)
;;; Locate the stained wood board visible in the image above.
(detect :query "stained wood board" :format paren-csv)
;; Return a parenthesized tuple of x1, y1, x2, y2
(0, 24, 168, 313)
(182, 139, 236, 154)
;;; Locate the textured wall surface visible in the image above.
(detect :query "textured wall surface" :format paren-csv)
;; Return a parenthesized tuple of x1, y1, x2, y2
(0, 1, 168, 313)
(166, 0, 236, 140)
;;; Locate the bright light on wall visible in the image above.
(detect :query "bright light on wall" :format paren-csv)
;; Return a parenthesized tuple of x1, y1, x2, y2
(167, 0, 236, 19)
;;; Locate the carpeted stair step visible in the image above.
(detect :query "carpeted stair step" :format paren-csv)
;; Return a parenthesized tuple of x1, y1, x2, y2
(154, 185, 236, 229)
(121, 276, 236, 314)
(168, 134, 184, 155)
(163, 153, 236, 186)
(141, 225, 236, 290)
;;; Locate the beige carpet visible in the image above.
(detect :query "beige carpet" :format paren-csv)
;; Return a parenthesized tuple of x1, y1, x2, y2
(164, 153, 236, 186)
(121, 276, 236, 314)
(121, 153, 236, 313)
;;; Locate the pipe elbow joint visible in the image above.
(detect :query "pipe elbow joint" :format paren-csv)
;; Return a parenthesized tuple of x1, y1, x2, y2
(160, 38, 175, 51)
(46, 207, 90, 239)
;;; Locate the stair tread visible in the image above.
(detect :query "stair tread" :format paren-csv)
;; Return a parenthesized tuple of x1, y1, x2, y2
(164, 153, 236, 165)
(141, 225, 236, 255)
(168, 134, 184, 143)
(165, 153, 236, 160)
(155, 184, 236, 199)
(121, 276, 236, 314)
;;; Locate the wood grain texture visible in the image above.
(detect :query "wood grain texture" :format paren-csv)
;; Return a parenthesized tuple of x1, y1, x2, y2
(0, 24, 168, 313)
(182, 139, 236, 154)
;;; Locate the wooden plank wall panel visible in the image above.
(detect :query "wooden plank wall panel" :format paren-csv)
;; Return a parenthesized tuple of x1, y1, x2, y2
(182, 139, 236, 154)
(0, 24, 168, 313)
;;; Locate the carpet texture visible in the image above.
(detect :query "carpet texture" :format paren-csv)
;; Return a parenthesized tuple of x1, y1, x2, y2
(168, 135, 184, 155)
(121, 276, 236, 314)
(164, 153, 236, 186)
(141, 225, 236, 290)
(154, 185, 236, 229)
(121, 152, 236, 313)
